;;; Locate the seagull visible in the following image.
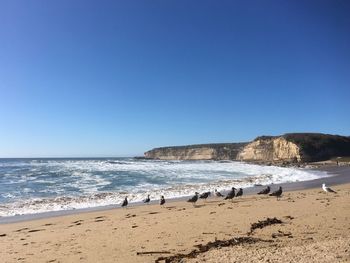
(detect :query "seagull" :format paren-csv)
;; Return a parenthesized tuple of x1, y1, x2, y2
(187, 192, 199, 206)
(199, 191, 211, 201)
(257, 186, 270, 195)
(235, 188, 243, 198)
(269, 187, 282, 200)
(143, 194, 151, 204)
(121, 197, 128, 208)
(214, 189, 224, 197)
(160, 195, 166, 206)
(224, 187, 236, 200)
(322, 183, 337, 193)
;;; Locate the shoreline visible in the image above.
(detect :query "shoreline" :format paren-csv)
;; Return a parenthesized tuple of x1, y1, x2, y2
(0, 166, 349, 262)
(0, 165, 349, 262)
(0, 164, 349, 225)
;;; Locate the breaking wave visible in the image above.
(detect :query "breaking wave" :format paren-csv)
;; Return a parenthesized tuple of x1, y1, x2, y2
(0, 158, 329, 217)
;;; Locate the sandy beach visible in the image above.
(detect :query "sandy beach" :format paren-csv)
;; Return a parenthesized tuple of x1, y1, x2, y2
(1, 166, 350, 263)
(3, 0, 350, 261)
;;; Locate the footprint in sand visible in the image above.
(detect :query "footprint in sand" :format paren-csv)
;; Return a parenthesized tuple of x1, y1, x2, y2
(15, 228, 29, 232)
(28, 229, 45, 233)
(149, 212, 159, 215)
(69, 220, 84, 226)
(125, 214, 137, 218)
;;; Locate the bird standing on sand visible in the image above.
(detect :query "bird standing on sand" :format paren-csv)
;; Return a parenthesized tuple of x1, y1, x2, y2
(187, 192, 199, 206)
(121, 197, 128, 208)
(143, 194, 151, 204)
(199, 191, 211, 201)
(215, 189, 224, 197)
(269, 187, 283, 200)
(160, 195, 166, 206)
(235, 188, 243, 198)
(257, 186, 270, 195)
(322, 183, 337, 193)
(224, 187, 236, 200)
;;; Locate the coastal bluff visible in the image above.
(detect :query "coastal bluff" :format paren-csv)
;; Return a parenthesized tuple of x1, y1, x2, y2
(144, 143, 248, 160)
(144, 133, 350, 163)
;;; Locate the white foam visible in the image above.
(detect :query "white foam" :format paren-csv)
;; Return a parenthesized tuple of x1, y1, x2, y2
(0, 160, 330, 217)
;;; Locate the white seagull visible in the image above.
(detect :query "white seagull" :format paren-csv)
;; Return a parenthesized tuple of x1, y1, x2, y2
(322, 183, 337, 193)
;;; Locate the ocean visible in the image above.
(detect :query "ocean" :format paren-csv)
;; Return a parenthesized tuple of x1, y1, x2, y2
(0, 158, 329, 217)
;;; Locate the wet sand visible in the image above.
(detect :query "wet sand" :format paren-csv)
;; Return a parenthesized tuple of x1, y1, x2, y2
(0, 166, 349, 262)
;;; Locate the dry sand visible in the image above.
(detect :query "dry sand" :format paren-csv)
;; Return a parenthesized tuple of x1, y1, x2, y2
(1, 182, 350, 262)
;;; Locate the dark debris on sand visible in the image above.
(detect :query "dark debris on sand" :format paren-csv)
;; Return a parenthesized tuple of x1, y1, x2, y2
(153, 217, 290, 262)
(154, 237, 263, 263)
(248, 217, 283, 235)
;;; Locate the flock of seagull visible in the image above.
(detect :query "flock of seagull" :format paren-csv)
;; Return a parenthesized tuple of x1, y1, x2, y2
(121, 185, 285, 208)
(121, 183, 336, 208)
(186, 185, 283, 206)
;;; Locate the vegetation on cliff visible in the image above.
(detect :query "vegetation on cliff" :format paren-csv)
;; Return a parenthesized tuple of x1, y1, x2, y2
(145, 133, 350, 163)
(283, 133, 350, 162)
(253, 133, 350, 162)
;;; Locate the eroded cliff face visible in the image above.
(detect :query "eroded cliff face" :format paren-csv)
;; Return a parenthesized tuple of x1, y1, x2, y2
(144, 134, 350, 163)
(144, 143, 247, 160)
(236, 137, 301, 162)
(145, 147, 215, 160)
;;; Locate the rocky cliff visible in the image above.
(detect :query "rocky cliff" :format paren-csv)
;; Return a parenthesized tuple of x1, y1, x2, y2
(144, 133, 350, 163)
(236, 136, 301, 162)
(144, 143, 248, 160)
(238, 133, 350, 163)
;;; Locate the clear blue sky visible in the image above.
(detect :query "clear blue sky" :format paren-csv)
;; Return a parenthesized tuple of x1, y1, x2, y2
(0, 0, 349, 157)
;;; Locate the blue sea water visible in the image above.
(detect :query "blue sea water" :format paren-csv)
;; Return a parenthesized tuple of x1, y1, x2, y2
(0, 158, 329, 217)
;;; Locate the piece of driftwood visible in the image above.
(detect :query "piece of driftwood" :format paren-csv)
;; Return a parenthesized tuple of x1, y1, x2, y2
(137, 251, 171, 255)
